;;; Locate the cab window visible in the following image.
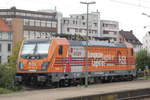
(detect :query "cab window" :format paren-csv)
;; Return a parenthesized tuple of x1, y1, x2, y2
(58, 45, 63, 55)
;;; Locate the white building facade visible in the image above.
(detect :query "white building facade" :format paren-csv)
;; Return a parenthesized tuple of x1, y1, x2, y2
(143, 32, 150, 53)
(0, 40, 12, 63)
(38, 9, 63, 34)
(100, 20, 119, 42)
(61, 12, 100, 38)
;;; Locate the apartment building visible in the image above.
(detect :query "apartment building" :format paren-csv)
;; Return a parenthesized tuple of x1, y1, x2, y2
(61, 11, 100, 38)
(0, 7, 58, 46)
(100, 20, 119, 42)
(0, 19, 12, 63)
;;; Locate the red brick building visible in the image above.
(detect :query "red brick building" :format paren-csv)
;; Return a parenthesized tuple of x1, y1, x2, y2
(0, 7, 58, 46)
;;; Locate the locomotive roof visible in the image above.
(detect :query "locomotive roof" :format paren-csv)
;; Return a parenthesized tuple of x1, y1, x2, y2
(69, 40, 127, 48)
(24, 39, 50, 44)
(24, 38, 127, 48)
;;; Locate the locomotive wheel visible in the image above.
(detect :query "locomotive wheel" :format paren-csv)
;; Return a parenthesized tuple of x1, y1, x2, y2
(51, 82, 59, 88)
(59, 79, 70, 87)
(80, 78, 85, 85)
(128, 75, 134, 81)
(94, 77, 101, 84)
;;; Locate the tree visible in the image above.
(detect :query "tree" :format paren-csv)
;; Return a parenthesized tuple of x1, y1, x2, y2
(9, 41, 22, 68)
(136, 49, 150, 70)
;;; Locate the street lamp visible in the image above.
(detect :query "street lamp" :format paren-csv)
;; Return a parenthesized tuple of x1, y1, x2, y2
(142, 13, 150, 31)
(80, 1, 96, 87)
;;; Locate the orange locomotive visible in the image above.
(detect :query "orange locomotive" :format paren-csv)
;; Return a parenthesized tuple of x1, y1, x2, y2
(15, 38, 136, 86)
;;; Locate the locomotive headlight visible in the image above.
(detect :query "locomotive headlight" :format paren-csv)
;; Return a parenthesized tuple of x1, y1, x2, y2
(18, 62, 24, 70)
(41, 62, 49, 70)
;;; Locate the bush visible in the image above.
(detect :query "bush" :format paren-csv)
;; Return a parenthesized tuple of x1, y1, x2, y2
(0, 88, 14, 94)
(136, 49, 150, 70)
(0, 63, 15, 89)
(0, 41, 22, 90)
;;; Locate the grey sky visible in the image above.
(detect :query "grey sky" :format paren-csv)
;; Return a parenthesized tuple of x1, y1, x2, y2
(1, 0, 150, 42)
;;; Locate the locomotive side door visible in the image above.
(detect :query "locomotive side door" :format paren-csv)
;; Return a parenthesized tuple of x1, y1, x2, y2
(69, 46, 85, 72)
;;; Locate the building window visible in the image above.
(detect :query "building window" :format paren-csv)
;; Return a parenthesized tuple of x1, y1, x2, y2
(64, 20, 69, 24)
(45, 15, 49, 19)
(103, 23, 105, 27)
(8, 44, 11, 52)
(75, 29, 78, 32)
(52, 21, 57, 28)
(41, 21, 46, 27)
(47, 21, 51, 27)
(29, 31, 35, 39)
(83, 22, 85, 25)
(29, 20, 35, 26)
(89, 30, 91, 33)
(0, 12, 7, 15)
(16, 12, 20, 15)
(67, 28, 70, 32)
(109, 31, 114, 35)
(103, 31, 109, 34)
(35, 20, 41, 26)
(82, 16, 84, 20)
(76, 21, 77, 24)
(146, 40, 148, 43)
(35, 31, 41, 38)
(94, 23, 97, 27)
(26, 13, 32, 17)
(24, 19, 29, 26)
(5, 18, 12, 25)
(63, 20, 66, 24)
(3, 32, 8, 40)
(24, 30, 29, 39)
(0, 44, 1, 52)
(8, 32, 12, 40)
(73, 20, 75, 24)
(48, 16, 54, 19)
(103, 23, 117, 29)
(79, 29, 82, 33)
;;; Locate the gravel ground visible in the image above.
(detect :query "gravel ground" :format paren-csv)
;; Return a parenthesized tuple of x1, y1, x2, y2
(0, 79, 150, 100)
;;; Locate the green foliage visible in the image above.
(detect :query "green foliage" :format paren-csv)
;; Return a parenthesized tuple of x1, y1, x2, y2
(0, 88, 14, 94)
(72, 34, 86, 41)
(0, 41, 21, 90)
(136, 49, 150, 70)
(9, 41, 22, 67)
(0, 63, 15, 89)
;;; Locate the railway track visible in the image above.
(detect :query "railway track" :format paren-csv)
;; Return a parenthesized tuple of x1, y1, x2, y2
(118, 94, 150, 100)
(22, 78, 145, 91)
(1, 79, 150, 100)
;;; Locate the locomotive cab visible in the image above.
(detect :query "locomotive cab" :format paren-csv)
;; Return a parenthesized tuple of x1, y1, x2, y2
(18, 39, 51, 72)
(15, 38, 69, 85)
